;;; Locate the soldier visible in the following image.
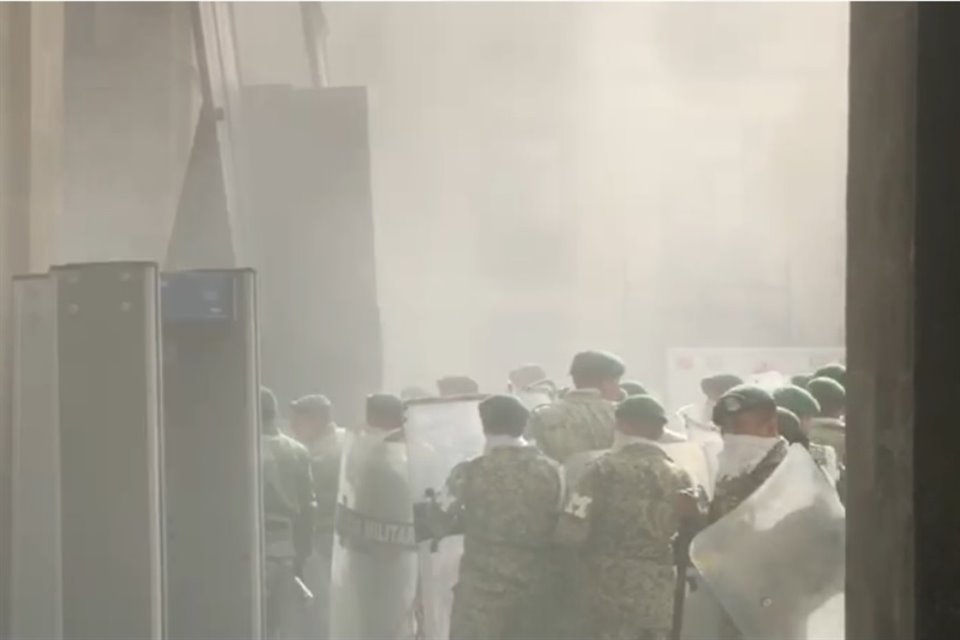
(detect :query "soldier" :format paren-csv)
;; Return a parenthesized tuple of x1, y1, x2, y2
(806, 376, 846, 461)
(775, 406, 807, 447)
(555, 395, 700, 640)
(437, 375, 480, 397)
(709, 384, 789, 523)
(418, 395, 563, 640)
(813, 362, 846, 387)
(261, 387, 315, 640)
(289, 394, 344, 639)
(526, 350, 625, 464)
(773, 385, 841, 483)
(329, 393, 418, 640)
(621, 380, 648, 397)
(789, 373, 812, 389)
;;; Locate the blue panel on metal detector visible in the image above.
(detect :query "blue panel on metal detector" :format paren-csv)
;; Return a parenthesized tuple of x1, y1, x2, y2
(161, 272, 236, 322)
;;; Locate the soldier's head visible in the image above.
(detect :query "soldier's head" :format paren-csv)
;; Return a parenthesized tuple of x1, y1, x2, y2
(776, 407, 809, 448)
(773, 385, 821, 433)
(436, 375, 479, 397)
(478, 394, 530, 438)
(289, 394, 333, 443)
(620, 380, 648, 397)
(813, 363, 846, 388)
(260, 387, 279, 436)
(807, 377, 846, 419)
(366, 393, 405, 431)
(712, 384, 779, 438)
(790, 373, 812, 389)
(615, 395, 668, 440)
(700, 373, 744, 402)
(508, 364, 547, 392)
(569, 350, 626, 400)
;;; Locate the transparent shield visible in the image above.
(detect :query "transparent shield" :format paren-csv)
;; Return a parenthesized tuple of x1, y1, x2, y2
(516, 388, 553, 411)
(329, 430, 418, 640)
(690, 445, 845, 640)
(405, 396, 487, 640)
(660, 441, 715, 501)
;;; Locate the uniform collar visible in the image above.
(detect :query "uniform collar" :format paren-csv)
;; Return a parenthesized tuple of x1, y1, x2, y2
(612, 431, 663, 451)
(483, 434, 528, 454)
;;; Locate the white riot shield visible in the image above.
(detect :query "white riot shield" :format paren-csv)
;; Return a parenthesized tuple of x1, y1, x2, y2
(562, 449, 606, 492)
(516, 388, 553, 411)
(690, 445, 845, 640)
(405, 396, 487, 640)
(660, 441, 715, 501)
(329, 429, 418, 640)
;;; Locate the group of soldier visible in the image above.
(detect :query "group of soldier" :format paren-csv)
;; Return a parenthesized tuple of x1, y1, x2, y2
(258, 349, 847, 640)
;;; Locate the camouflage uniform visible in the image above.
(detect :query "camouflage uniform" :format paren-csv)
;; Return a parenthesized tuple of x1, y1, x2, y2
(426, 445, 563, 640)
(262, 431, 315, 640)
(555, 440, 694, 640)
(526, 389, 615, 463)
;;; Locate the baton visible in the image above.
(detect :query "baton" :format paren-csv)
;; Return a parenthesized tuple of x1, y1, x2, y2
(294, 575, 314, 602)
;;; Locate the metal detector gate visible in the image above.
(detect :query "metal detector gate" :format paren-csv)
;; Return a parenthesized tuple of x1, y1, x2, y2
(54, 262, 165, 640)
(9, 275, 61, 640)
(160, 270, 262, 639)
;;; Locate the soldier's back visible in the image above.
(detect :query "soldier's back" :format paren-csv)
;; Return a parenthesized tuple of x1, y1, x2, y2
(449, 446, 563, 640)
(527, 389, 615, 463)
(580, 443, 692, 638)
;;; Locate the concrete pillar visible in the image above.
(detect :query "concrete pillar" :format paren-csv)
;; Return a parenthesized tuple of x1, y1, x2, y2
(0, 3, 64, 634)
(847, 2, 960, 637)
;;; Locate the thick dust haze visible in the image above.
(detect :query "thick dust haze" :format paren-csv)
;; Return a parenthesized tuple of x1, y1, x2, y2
(322, 2, 849, 399)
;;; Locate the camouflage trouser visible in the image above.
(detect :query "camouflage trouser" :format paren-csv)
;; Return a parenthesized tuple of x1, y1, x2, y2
(449, 580, 549, 640)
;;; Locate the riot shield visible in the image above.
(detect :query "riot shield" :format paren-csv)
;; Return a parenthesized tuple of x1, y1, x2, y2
(690, 445, 845, 640)
(516, 387, 553, 411)
(329, 429, 418, 640)
(562, 448, 606, 491)
(405, 395, 487, 640)
(660, 441, 714, 501)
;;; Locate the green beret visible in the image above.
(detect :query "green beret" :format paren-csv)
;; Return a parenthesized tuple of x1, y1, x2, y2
(712, 384, 776, 426)
(776, 407, 806, 445)
(807, 377, 846, 410)
(290, 394, 332, 417)
(479, 394, 530, 432)
(615, 394, 668, 427)
(701, 373, 744, 397)
(790, 374, 812, 389)
(569, 350, 626, 380)
(813, 363, 846, 387)
(773, 385, 821, 420)
(620, 380, 648, 397)
(366, 393, 405, 423)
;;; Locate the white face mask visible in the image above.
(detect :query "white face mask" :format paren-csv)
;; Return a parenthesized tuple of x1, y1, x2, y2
(716, 434, 778, 481)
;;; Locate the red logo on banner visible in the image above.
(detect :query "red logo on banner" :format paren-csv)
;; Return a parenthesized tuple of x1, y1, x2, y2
(677, 356, 694, 370)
